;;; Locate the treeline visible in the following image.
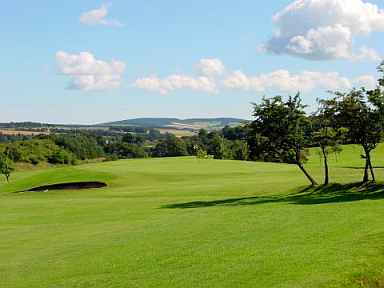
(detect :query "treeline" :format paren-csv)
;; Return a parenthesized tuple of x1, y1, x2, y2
(0, 126, 249, 168)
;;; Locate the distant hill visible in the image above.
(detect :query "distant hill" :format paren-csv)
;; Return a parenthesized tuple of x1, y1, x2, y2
(101, 117, 247, 131)
(0, 118, 248, 135)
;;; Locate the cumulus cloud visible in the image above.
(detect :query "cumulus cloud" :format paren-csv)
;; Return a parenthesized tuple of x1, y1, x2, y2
(264, 0, 384, 61)
(134, 75, 217, 95)
(196, 58, 225, 77)
(56, 51, 126, 91)
(352, 47, 382, 62)
(80, 4, 123, 27)
(223, 69, 373, 93)
(355, 74, 377, 89)
(134, 58, 378, 95)
(134, 58, 224, 95)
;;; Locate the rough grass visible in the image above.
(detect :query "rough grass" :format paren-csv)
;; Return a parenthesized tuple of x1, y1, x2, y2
(0, 145, 384, 287)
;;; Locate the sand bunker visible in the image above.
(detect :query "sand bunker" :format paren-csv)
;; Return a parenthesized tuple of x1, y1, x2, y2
(27, 182, 107, 192)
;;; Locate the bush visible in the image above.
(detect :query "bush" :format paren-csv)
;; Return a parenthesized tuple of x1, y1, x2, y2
(52, 133, 104, 160)
(48, 150, 74, 164)
(29, 155, 40, 165)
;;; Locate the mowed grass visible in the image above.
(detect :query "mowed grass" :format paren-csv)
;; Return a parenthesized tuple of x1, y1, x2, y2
(1, 145, 384, 287)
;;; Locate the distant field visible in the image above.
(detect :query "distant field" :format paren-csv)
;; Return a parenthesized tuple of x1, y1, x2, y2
(1, 145, 384, 287)
(0, 129, 49, 136)
(158, 128, 196, 137)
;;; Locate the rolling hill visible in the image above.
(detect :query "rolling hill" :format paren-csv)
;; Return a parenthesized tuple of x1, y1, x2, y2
(101, 117, 247, 131)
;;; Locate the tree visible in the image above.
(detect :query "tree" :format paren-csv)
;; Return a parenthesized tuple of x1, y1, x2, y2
(47, 149, 75, 164)
(0, 152, 14, 183)
(208, 133, 232, 160)
(122, 133, 136, 144)
(248, 93, 317, 186)
(151, 134, 188, 157)
(313, 99, 346, 185)
(231, 140, 249, 161)
(222, 125, 248, 141)
(378, 61, 384, 87)
(105, 142, 147, 159)
(248, 96, 289, 162)
(335, 88, 383, 183)
(193, 145, 210, 159)
(122, 133, 145, 145)
(198, 129, 209, 146)
(285, 94, 318, 186)
(52, 133, 104, 160)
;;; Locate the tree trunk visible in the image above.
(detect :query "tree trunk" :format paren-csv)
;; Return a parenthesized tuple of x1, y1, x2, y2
(362, 146, 370, 183)
(363, 158, 369, 183)
(367, 151, 375, 182)
(321, 146, 329, 185)
(297, 162, 318, 186)
(5, 174, 9, 183)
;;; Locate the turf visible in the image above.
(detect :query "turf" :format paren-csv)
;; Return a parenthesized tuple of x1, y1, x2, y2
(1, 145, 384, 287)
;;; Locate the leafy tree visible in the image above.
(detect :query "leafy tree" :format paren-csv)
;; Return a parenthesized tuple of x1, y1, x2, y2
(335, 88, 383, 182)
(198, 129, 209, 146)
(248, 94, 317, 186)
(4, 145, 22, 162)
(152, 134, 188, 157)
(208, 133, 232, 160)
(285, 94, 318, 186)
(122, 133, 145, 145)
(313, 99, 346, 185)
(0, 152, 14, 183)
(222, 125, 248, 141)
(105, 142, 147, 159)
(147, 129, 163, 141)
(193, 145, 210, 159)
(52, 133, 104, 160)
(378, 61, 384, 87)
(122, 133, 136, 144)
(248, 96, 290, 162)
(48, 150, 75, 164)
(231, 140, 249, 161)
(183, 136, 203, 155)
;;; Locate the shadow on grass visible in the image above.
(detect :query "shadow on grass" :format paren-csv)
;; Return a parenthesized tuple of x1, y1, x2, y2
(343, 166, 384, 170)
(163, 182, 384, 209)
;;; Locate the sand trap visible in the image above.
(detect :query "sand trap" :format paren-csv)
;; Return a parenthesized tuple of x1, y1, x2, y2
(26, 182, 107, 192)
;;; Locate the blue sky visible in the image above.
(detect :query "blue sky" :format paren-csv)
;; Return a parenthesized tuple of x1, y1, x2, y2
(1, 0, 383, 124)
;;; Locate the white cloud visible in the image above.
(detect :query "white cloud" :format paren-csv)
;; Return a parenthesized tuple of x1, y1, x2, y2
(264, 0, 384, 61)
(355, 74, 377, 89)
(196, 58, 225, 77)
(80, 4, 123, 27)
(224, 70, 358, 93)
(56, 51, 126, 91)
(134, 58, 378, 96)
(134, 75, 217, 95)
(352, 47, 382, 62)
(134, 58, 223, 95)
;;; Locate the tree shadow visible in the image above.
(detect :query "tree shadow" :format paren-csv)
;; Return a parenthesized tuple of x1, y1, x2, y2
(342, 166, 384, 170)
(162, 182, 384, 209)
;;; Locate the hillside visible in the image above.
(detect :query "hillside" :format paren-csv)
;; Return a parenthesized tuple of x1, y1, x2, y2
(1, 145, 384, 287)
(101, 117, 246, 130)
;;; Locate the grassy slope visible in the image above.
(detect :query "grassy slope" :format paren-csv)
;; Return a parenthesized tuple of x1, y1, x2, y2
(1, 145, 384, 287)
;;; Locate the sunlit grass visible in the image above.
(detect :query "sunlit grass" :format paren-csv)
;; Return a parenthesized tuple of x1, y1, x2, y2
(1, 145, 384, 287)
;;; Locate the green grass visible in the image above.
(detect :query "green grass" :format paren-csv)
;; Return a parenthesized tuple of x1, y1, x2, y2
(1, 145, 384, 287)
